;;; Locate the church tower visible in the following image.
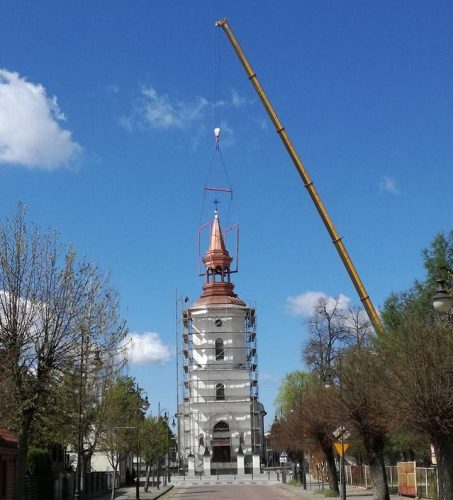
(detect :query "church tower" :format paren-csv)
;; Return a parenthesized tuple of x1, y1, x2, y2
(179, 208, 266, 471)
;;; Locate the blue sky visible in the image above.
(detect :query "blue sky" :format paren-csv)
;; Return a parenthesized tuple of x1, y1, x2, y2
(1, 1, 453, 427)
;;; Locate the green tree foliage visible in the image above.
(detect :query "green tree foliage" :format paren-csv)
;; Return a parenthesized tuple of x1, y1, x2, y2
(141, 416, 169, 466)
(26, 448, 53, 500)
(275, 371, 311, 414)
(140, 416, 171, 491)
(274, 371, 339, 494)
(97, 376, 148, 500)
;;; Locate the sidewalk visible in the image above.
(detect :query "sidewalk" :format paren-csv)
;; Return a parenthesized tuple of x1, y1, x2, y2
(94, 483, 173, 500)
(278, 483, 401, 499)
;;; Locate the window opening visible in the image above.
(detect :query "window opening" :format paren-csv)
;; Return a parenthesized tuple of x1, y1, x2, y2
(215, 338, 224, 360)
(216, 383, 225, 400)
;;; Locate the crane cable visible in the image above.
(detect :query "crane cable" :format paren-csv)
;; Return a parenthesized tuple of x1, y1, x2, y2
(199, 30, 233, 230)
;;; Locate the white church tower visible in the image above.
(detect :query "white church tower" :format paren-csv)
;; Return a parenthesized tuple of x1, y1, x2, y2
(179, 208, 266, 473)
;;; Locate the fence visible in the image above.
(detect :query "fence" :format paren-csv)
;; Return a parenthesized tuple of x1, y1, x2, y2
(345, 464, 372, 488)
(344, 464, 438, 499)
(55, 471, 110, 500)
(386, 465, 398, 493)
(210, 461, 238, 475)
(416, 467, 438, 499)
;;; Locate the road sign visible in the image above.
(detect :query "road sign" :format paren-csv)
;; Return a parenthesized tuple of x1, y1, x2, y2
(333, 426, 350, 440)
(334, 442, 349, 457)
(279, 451, 288, 463)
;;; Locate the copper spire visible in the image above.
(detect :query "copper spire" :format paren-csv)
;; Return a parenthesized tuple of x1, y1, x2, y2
(203, 209, 233, 270)
(194, 209, 244, 306)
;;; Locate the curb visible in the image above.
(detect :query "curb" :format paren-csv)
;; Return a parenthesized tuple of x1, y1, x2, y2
(151, 484, 174, 499)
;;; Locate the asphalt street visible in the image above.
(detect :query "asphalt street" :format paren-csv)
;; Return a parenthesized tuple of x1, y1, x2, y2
(165, 484, 298, 499)
(163, 482, 401, 500)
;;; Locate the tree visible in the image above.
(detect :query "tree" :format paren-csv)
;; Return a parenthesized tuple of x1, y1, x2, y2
(0, 206, 126, 500)
(275, 371, 339, 494)
(302, 297, 349, 382)
(140, 416, 170, 491)
(302, 298, 391, 499)
(380, 231, 453, 500)
(337, 349, 390, 500)
(42, 273, 126, 494)
(380, 313, 453, 499)
(342, 306, 372, 348)
(97, 376, 147, 500)
(273, 372, 308, 484)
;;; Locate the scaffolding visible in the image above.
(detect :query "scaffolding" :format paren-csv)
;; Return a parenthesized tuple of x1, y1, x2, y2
(178, 303, 263, 464)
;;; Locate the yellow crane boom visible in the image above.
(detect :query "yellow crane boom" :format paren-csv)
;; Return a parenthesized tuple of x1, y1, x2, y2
(215, 18, 383, 335)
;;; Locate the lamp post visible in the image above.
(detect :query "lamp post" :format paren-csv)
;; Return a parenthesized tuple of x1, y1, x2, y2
(171, 418, 176, 480)
(135, 383, 150, 500)
(163, 413, 169, 486)
(74, 329, 86, 500)
(163, 412, 174, 484)
(136, 421, 140, 500)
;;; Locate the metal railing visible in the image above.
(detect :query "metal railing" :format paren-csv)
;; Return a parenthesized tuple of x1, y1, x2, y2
(344, 464, 438, 499)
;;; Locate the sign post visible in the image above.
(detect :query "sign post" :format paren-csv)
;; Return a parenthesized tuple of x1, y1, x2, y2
(279, 451, 288, 484)
(333, 427, 350, 500)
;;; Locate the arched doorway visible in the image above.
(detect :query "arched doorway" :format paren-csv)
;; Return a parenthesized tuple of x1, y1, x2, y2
(212, 421, 231, 462)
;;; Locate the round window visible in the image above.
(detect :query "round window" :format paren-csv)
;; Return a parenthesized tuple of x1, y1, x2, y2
(215, 319, 222, 327)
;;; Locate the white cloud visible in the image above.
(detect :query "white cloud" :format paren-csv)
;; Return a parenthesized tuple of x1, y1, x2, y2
(106, 84, 119, 94)
(191, 124, 206, 152)
(125, 86, 208, 130)
(217, 120, 235, 148)
(122, 86, 254, 132)
(231, 89, 254, 108)
(379, 176, 400, 195)
(0, 69, 81, 169)
(286, 291, 351, 317)
(123, 331, 172, 365)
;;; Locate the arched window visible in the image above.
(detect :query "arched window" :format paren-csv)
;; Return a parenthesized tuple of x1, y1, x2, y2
(215, 338, 224, 360)
(216, 383, 225, 401)
(213, 421, 229, 432)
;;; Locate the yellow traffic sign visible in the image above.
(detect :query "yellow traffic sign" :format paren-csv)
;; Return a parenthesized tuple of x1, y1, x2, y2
(334, 442, 349, 457)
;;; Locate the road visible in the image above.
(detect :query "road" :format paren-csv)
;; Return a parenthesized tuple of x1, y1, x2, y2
(166, 484, 309, 499)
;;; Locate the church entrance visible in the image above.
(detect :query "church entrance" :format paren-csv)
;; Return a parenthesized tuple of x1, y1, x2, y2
(211, 421, 231, 463)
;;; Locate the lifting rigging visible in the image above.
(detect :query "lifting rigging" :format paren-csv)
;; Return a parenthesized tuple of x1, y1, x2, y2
(215, 18, 384, 336)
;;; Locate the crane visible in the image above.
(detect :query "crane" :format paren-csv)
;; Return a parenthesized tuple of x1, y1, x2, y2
(215, 18, 384, 335)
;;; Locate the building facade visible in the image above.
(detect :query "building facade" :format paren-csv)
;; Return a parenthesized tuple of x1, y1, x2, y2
(179, 209, 265, 471)
(0, 429, 18, 500)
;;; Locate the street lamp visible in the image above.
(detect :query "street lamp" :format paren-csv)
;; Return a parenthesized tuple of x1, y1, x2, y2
(135, 383, 150, 500)
(163, 413, 175, 484)
(163, 413, 169, 485)
(171, 418, 176, 480)
(433, 279, 453, 313)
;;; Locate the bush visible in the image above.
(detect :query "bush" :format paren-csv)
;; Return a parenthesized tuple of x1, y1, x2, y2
(27, 448, 53, 500)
